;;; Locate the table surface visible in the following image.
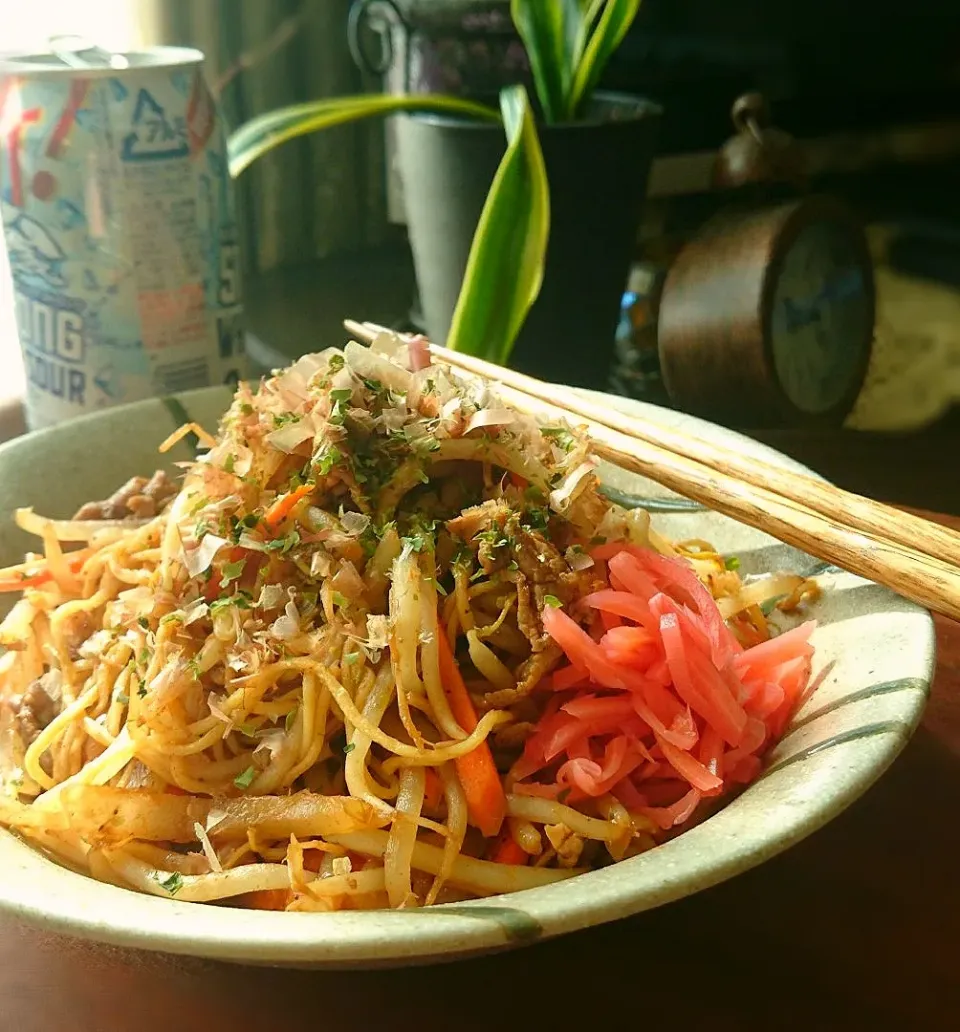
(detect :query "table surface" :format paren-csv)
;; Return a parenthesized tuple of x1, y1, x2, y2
(2, 244, 959, 1027)
(0, 468, 957, 1032)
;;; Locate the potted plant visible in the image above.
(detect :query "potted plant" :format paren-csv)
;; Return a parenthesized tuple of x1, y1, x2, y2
(229, 0, 660, 388)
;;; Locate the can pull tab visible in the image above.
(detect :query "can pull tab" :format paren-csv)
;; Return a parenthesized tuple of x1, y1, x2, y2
(48, 35, 124, 70)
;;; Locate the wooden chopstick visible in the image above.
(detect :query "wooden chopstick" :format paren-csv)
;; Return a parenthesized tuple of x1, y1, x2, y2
(344, 319, 960, 622)
(448, 351, 960, 568)
(346, 318, 960, 565)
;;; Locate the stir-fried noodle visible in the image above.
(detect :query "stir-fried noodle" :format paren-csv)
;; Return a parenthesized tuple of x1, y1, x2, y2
(0, 334, 819, 910)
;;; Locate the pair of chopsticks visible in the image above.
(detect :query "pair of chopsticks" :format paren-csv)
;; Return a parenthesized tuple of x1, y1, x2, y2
(344, 318, 960, 623)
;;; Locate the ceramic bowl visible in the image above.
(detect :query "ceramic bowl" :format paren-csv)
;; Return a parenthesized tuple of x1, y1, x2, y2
(0, 387, 934, 967)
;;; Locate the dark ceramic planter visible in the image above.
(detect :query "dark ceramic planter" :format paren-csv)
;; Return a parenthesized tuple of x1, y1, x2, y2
(395, 92, 662, 388)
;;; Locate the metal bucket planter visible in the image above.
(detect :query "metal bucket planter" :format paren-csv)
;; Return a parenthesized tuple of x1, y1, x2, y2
(397, 92, 661, 387)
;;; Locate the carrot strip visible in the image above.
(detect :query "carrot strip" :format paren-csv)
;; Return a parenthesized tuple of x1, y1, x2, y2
(0, 569, 52, 592)
(263, 482, 314, 530)
(301, 851, 325, 873)
(203, 546, 249, 601)
(490, 832, 528, 865)
(0, 549, 93, 593)
(423, 768, 444, 812)
(236, 888, 293, 910)
(436, 626, 506, 838)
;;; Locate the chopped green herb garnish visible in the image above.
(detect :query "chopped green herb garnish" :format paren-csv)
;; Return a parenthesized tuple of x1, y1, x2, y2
(240, 402, 254, 416)
(137, 617, 149, 630)
(343, 742, 356, 755)
(210, 594, 252, 614)
(725, 556, 741, 571)
(402, 519, 436, 554)
(137, 679, 147, 698)
(264, 530, 300, 554)
(157, 872, 183, 895)
(331, 591, 349, 609)
(186, 658, 201, 679)
(359, 526, 379, 560)
(187, 494, 211, 517)
(412, 436, 441, 456)
(284, 707, 299, 732)
(138, 648, 149, 664)
(475, 527, 512, 550)
(525, 508, 550, 531)
(328, 388, 353, 425)
(314, 444, 342, 477)
(237, 722, 258, 737)
(239, 513, 260, 530)
(220, 559, 246, 586)
(223, 453, 236, 474)
(760, 595, 787, 616)
(113, 690, 129, 706)
(271, 412, 300, 428)
(328, 353, 345, 372)
(543, 594, 562, 608)
(541, 427, 575, 450)
(233, 766, 256, 790)
(226, 514, 242, 543)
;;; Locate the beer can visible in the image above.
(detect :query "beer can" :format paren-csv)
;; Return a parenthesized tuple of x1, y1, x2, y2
(0, 46, 245, 430)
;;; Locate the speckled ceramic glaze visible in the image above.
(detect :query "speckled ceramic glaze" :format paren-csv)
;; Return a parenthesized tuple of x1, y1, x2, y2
(0, 387, 934, 967)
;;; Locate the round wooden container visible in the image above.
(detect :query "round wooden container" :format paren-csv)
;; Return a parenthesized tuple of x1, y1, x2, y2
(657, 195, 875, 428)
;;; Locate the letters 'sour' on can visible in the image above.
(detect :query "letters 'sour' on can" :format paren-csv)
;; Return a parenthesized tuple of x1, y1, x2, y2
(0, 46, 245, 430)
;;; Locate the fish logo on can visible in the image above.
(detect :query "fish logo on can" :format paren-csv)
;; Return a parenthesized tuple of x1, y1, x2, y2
(0, 46, 245, 430)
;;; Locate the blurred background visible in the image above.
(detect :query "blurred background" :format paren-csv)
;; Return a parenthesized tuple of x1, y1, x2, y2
(2, 0, 959, 448)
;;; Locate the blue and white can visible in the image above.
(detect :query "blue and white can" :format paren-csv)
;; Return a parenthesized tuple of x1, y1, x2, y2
(0, 46, 245, 429)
